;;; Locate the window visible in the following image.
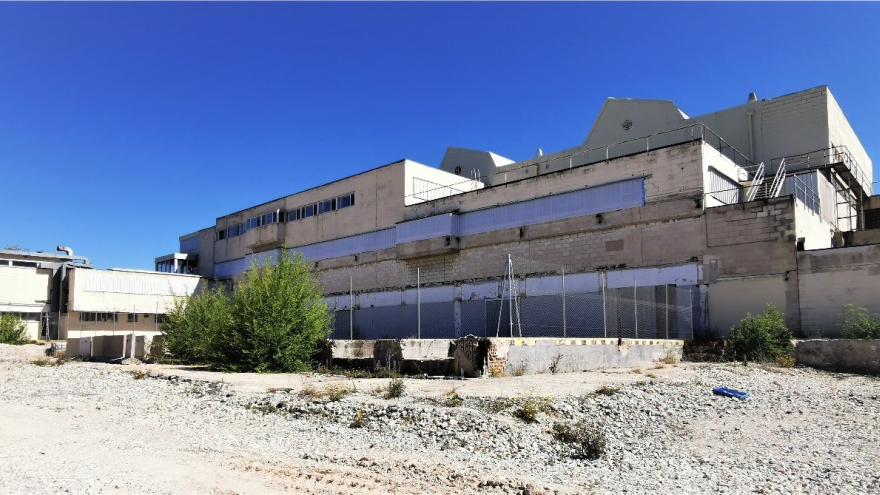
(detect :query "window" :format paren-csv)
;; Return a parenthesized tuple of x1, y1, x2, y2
(247, 218, 258, 230)
(216, 230, 227, 240)
(287, 208, 300, 221)
(303, 204, 315, 218)
(156, 314, 168, 324)
(337, 193, 352, 209)
(127, 314, 138, 323)
(227, 225, 240, 238)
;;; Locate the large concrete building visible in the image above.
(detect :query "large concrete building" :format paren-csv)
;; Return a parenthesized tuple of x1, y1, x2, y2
(158, 86, 878, 339)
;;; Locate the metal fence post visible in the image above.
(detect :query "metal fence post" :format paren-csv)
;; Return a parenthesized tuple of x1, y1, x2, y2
(349, 276, 354, 340)
(561, 265, 567, 338)
(417, 267, 421, 340)
(601, 273, 607, 338)
(633, 279, 638, 339)
(665, 285, 669, 340)
(508, 255, 514, 337)
(130, 305, 136, 359)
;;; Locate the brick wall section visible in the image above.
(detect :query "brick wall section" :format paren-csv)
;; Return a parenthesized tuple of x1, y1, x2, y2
(486, 342, 507, 376)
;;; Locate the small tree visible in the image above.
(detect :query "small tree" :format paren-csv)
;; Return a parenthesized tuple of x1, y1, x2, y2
(227, 249, 331, 372)
(160, 248, 331, 372)
(836, 304, 880, 339)
(727, 304, 792, 361)
(0, 314, 29, 345)
(162, 286, 233, 364)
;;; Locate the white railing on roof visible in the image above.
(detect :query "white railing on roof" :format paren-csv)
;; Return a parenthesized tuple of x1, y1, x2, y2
(405, 123, 754, 205)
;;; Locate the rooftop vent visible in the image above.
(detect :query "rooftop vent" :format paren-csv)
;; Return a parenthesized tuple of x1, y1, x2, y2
(748, 92, 758, 102)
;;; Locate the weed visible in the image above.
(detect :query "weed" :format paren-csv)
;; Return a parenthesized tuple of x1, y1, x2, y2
(653, 363, 666, 370)
(593, 385, 620, 397)
(350, 409, 365, 428)
(632, 368, 642, 374)
(775, 354, 795, 368)
(443, 389, 464, 407)
(31, 356, 68, 367)
(385, 377, 406, 399)
(512, 364, 527, 377)
(299, 384, 323, 400)
(645, 372, 656, 379)
(267, 387, 293, 393)
(552, 421, 606, 460)
(130, 370, 150, 380)
(549, 354, 563, 374)
(660, 351, 679, 365)
(327, 384, 352, 402)
(489, 367, 506, 378)
(513, 399, 539, 424)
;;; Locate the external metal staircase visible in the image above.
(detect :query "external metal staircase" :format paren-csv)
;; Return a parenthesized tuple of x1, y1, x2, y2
(741, 159, 786, 201)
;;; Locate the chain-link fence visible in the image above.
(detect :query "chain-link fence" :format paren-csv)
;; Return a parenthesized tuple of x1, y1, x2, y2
(326, 255, 694, 340)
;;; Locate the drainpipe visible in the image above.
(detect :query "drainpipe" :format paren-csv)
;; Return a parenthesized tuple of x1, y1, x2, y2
(746, 111, 755, 163)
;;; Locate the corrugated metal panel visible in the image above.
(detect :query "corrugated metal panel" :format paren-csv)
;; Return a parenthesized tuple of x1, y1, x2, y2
(458, 178, 645, 236)
(296, 228, 395, 261)
(80, 270, 200, 296)
(395, 213, 456, 243)
(179, 236, 199, 253)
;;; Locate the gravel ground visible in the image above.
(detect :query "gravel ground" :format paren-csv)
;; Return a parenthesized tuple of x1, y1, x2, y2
(1, 344, 878, 495)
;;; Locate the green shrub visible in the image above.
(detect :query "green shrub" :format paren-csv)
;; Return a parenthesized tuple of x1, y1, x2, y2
(552, 421, 606, 460)
(161, 248, 331, 372)
(162, 286, 233, 365)
(836, 304, 880, 339)
(385, 377, 406, 399)
(0, 314, 29, 345)
(726, 304, 792, 362)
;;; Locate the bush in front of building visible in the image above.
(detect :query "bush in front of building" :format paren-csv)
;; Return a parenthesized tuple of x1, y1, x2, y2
(162, 286, 234, 364)
(0, 314, 29, 345)
(161, 248, 331, 372)
(726, 303, 793, 362)
(836, 304, 880, 339)
(223, 249, 331, 372)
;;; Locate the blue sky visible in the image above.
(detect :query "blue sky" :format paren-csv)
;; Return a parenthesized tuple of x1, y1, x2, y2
(1, 2, 878, 270)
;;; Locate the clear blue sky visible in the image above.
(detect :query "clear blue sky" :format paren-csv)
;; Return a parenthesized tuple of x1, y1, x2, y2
(1, 2, 878, 270)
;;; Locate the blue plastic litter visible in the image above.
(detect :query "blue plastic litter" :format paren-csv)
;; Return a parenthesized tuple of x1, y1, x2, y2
(712, 387, 750, 401)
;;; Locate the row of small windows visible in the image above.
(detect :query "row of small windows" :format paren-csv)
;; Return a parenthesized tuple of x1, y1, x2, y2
(216, 192, 355, 241)
(78, 312, 150, 323)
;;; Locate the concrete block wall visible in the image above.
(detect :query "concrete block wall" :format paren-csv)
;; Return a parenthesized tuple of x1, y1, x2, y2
(404, 141, 708, 222)
(797, 245, 880, 337)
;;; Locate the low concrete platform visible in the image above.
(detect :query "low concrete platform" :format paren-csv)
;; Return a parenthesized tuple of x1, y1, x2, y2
(329, 337, 684, 377)
(795, 339, 880, 375)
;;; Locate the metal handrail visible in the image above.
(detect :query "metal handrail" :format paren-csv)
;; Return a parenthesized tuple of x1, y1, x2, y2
(769, 158, 786, 198)
(769, 145, 870, 195)
(745, 162, 765, 202)
(405, 122, 754, 204)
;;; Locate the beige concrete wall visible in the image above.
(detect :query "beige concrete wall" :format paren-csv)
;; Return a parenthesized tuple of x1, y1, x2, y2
(793, 198, 834, 251)
(797, 245, 880, 337)
(707, 275, 787, 337)
(0, 266, 51, 308)
(213, 161, 410, 264)
(69, 269, 202, 314)
(827, 88, 872, 186)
